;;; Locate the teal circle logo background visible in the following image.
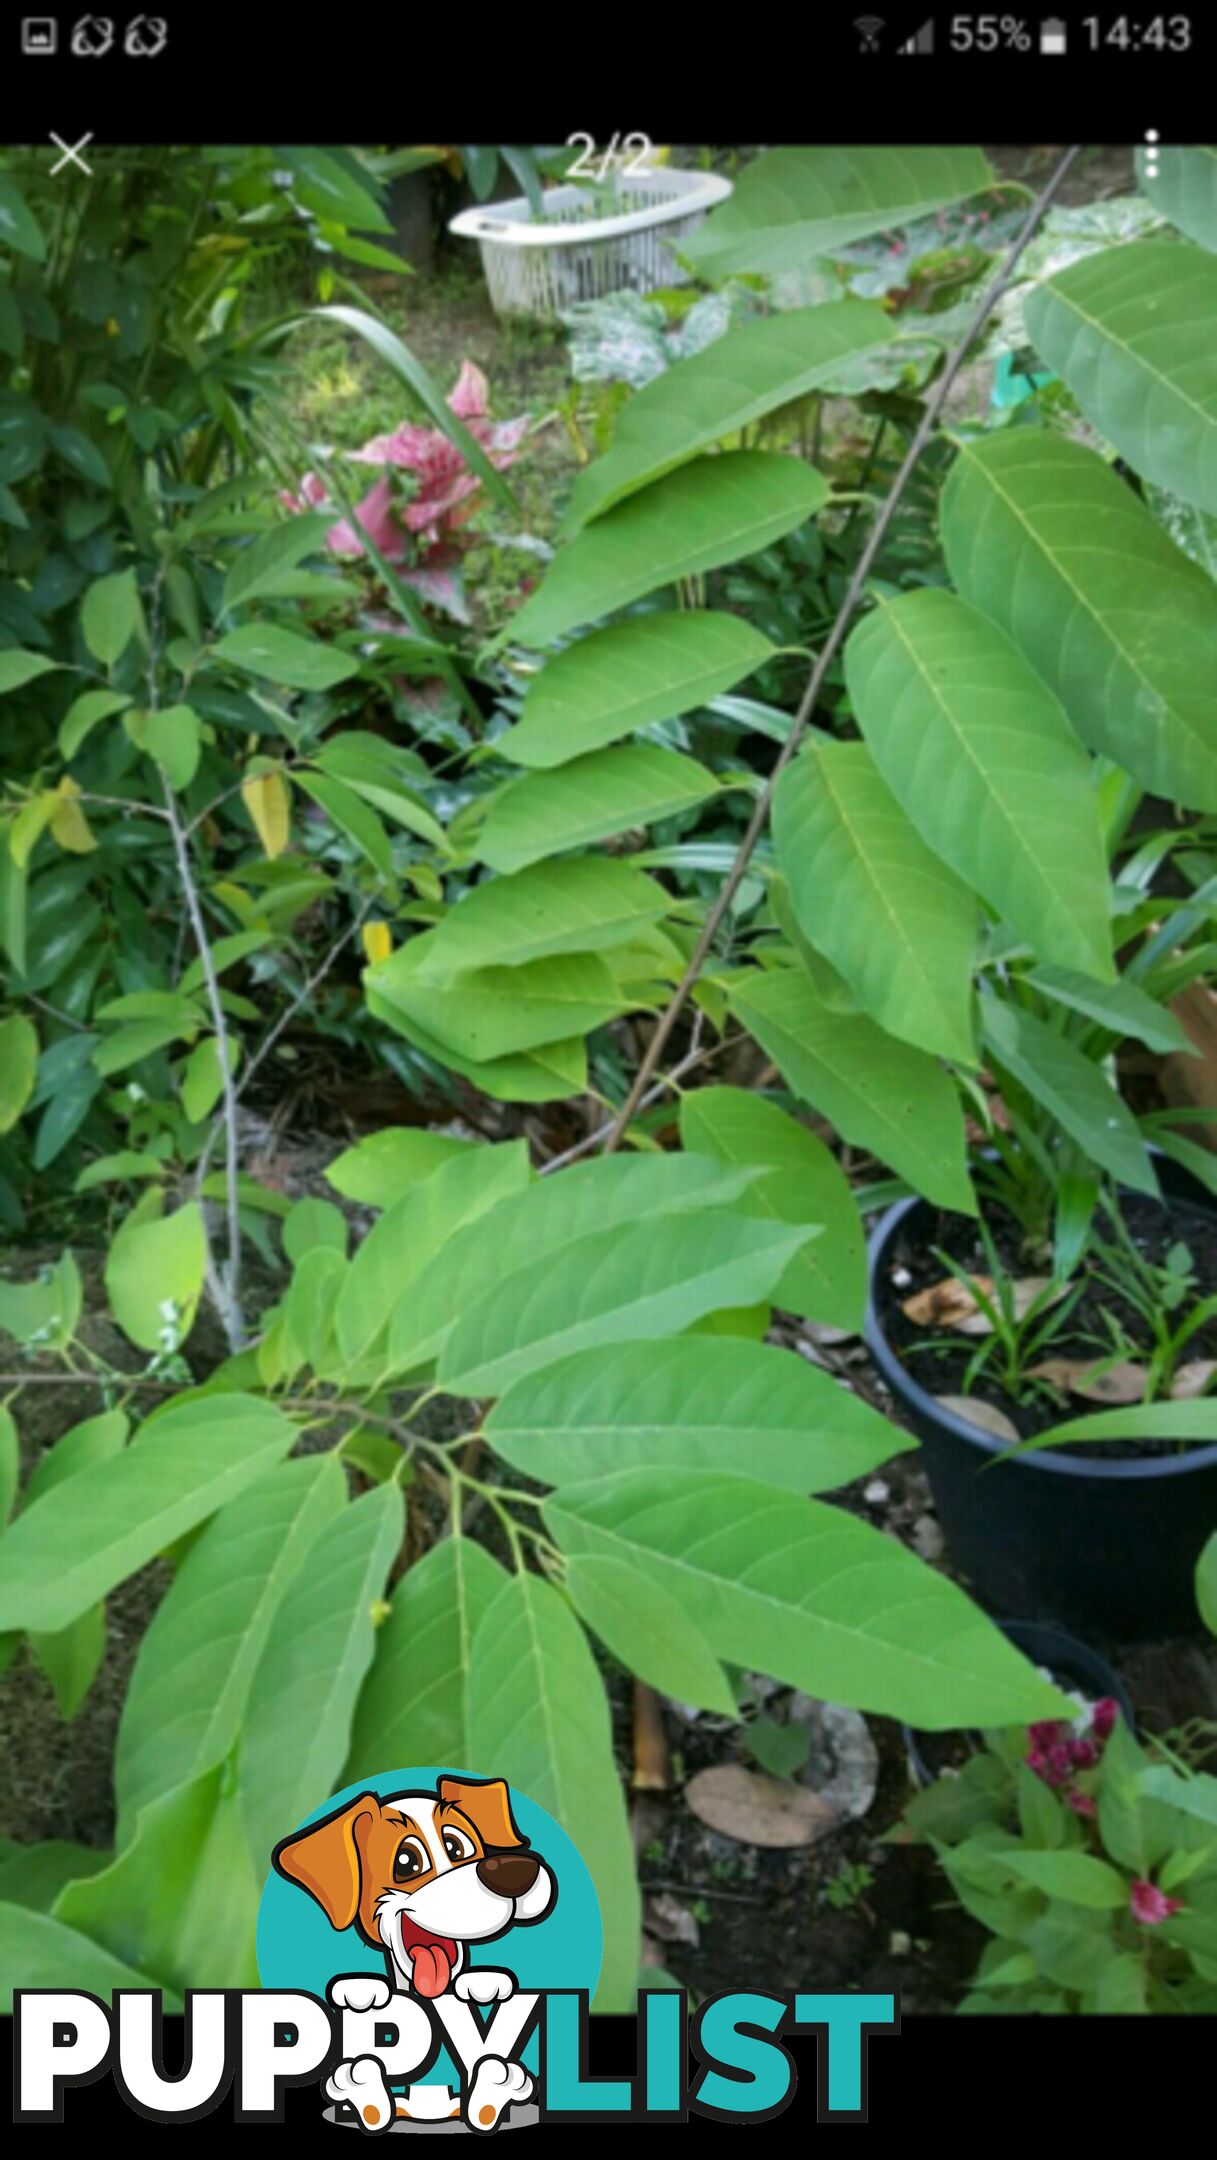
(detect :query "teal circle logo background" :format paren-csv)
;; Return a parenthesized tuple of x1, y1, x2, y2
(257, 1765, 602, 2063)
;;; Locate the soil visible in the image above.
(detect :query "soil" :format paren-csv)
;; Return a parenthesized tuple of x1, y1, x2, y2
(875, 1191, 1217, 1458)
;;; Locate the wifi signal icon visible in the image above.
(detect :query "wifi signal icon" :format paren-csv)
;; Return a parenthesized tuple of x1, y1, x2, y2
(855, 15, 885, 49)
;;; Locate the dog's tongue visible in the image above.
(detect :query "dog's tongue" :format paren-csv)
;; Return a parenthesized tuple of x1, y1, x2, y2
(401, 1915, 458, 1999)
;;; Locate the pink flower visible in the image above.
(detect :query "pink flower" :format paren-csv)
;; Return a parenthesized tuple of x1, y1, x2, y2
(1065, 1791, 1097, 1819)
(1091, 1699, 1120, 1741)
(1129, 1879, 1183, 1926)
(1068, 1739, 1100, 1771)
(280, 360, 529, 614)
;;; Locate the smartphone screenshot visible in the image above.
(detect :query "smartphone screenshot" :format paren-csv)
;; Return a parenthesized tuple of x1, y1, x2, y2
(0, 8, 1213, 2136)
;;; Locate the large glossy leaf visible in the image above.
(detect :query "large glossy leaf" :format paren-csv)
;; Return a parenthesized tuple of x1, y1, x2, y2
(390, 1152, 765, 1374)
(477, 744, 720, 875)
(326, 1127, 475, 1208)
(941, 432, 1217, 811)
(368, 941, 624, 1064)
(981, 995, 1159, 1195)
(333, 1140, 530, 1367)
(240, 1485, 404, 1867)
(566, 301, 895, 527)
(682, 145, 993, 280)
(412, 858, 669, 975)
(56, 1764, 259, 1993)
(345, 1537, 509, 1780)
(438, 1212, 816, 1398)
(484, 1336, 913, 1492)
(114, 1456, 346, 1843)
(545, 1468, 1068, 1728)
(104, 1196, 208, 1352)
(845, 589, 1113, 980)
(212, 623, 360, 692)
(678, 1086, 866, 1330)
(1137, 144, 1217, 253)
(466, 1571, 639, 2010)
(773, 739, 979, 1063)
(1025, 240, 1217, 511)
(729, 965, 975, 1213)
(366, 972, 587, 1104)
(503, 453, 828, 649)
(566, 1553, 736, 1715)
(502, 612, 773, 768)
(0, 1395, 297, 1634)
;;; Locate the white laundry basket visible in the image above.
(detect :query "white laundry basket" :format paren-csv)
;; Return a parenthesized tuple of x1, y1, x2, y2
(449, 168, 734, 321)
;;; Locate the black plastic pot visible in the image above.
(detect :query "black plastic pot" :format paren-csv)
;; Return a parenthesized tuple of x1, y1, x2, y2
(903, 1621, 1136, 1787)
(865, 1158, 1217, 1642)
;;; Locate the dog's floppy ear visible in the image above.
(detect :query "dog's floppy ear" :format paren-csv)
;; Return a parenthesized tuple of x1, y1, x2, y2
(438, 1776, 526, 1851)
(273, 1792, 382, 1930)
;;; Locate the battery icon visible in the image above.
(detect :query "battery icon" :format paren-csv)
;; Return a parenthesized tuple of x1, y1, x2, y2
(1039, 17, 1068, 52)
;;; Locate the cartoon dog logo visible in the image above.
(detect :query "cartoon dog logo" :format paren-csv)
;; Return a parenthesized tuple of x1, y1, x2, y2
(274, 1776, 556, 2132)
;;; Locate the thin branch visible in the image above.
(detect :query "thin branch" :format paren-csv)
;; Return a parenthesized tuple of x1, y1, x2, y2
(163, 773, 246, 1349)
(593, 145, 1082, 1159)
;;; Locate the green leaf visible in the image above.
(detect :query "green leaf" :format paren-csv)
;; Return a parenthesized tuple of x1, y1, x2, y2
(0, 649, 60, 694)
(438, 1212, 816, 1398)
(345, 1537, 509, 1780)
(104, 1195, 208, 1351)
(504, 452, 828, 649)
(368, 940, 624, 1063)
(212, 623, 360, 692)
(477, 745, 720, 876)
(1025, 240, 1217, 512)
(942, 432, 1217, 812)
(294, 769, 393, 877)
(325, 1127, 475, 1208)
(466, 1570, 639, 2010)
(282, 1196, 347, 1265)
(114, 1455, 346, 1842)
(566, 1552, 736, 1715)
(0, 1906, 169, 2012)
(30, 1603, 105, 1721)
(0, 175, 47, 263)
(0, 1251, 81, 1353)
(313, 305, 517, 515)
(124, 703, 201, 791)
(21, 1410, 127, 1513)
(0, 1406, 17, 1528)
(502, 613, 774, 768)
(312, 738, 446, 850)
(729, 964, 975, 1214)
(845, 589, 1113, 980)
(81, 569, 141, 668)
(678, 1086, 867, 1331)
(0, 1012, 38, 1131)
(59, 687, 131, 759)
(392, 1152, 772, 1375)
(179, 1035, 238, 1124)
(56, 1763, 259, 1992)
(416, 858, 669, 975)
(1026, 966, 1189, 1053)
(1003, 1849, 1128, 1908)
(0, 1394, 297, 1634)
(545, 1468, 1070, 1728)
(1137, 143, 1217, 253)
(682, 145, 993, 279)
(1199, 1530, 1217, 1637)
(1026, 1400, 1217, 1453)
(0, 1838, 108, 1913)
(222, 511, 335, 611)
(277, 148, 392, 234)
(981, 996, 1158, 1195)
(239, 1483, 404, 1867)
(366, 978, 588, 1103)
(774, 739, 980, 1062)
(333, 1139, 530, 1367)
(566, 301, 896, 527)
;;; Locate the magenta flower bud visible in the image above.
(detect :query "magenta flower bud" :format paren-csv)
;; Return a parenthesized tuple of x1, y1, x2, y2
(1091, 1699, 1120, 1741)
(1065, 1791, 1097, 1819)
(1069, 1739, 1099, 1770)
(1130, 1879, 1183, 1926)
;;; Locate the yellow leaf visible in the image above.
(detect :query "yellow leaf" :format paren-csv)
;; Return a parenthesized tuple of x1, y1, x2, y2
(9, 793, 58, 868)
(361, 921, 393, 964)
(49, 777, 97, 855)
(241, 771, 291, 860)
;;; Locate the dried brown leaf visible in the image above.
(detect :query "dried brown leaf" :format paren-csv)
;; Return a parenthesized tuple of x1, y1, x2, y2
(1171, 1361, 1217, 1400)
(683, 1763, 840, 1849)
(902, 1273, 1060, 1336)
(1028, 1357, 1148, 1405)
(934, 1395, 1021, 1443)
